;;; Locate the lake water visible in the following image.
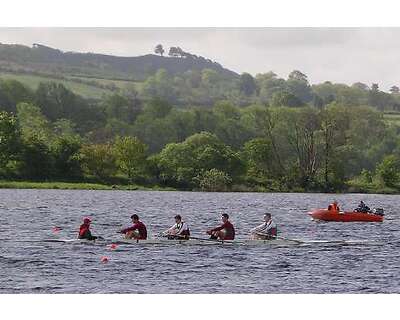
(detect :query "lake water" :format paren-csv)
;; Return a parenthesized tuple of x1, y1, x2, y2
(0, 189, 399, 293)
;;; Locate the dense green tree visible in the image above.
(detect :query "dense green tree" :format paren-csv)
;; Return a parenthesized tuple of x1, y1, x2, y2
(157, 132, 243, 188)
(80, 144, 117, 180)
(196, 168, 232, 192)
(51, 136, 82, 179)
(286, 70, 313, 103)
(239, 73, 256, 96)
(377, 155, 400, 188)
(114, 136, 148, 182)
(16, 102, 52, 142)
(0, 79, 33, 113)
(242, 138, 276, 184)
(18, 136, 53, 179)
(0, 111, 21, 171)
(270, 91, 304, 108)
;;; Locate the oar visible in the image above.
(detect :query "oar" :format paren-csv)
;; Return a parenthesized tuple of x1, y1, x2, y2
(275, 235, 304, 244)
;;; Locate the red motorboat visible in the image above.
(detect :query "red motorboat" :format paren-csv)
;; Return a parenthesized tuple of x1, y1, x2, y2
(309, 209, 384, 222)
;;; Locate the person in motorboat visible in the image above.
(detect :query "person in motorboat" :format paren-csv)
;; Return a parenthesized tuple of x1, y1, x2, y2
(162, 215, 191, 240)
(120, 214, 148, 240)
(206, 213, 235, 240)
(78, 217, 98, 240)
(328, 200, 340, 211)
(250, 213, 278, 240)
(354, 200, 371, 213)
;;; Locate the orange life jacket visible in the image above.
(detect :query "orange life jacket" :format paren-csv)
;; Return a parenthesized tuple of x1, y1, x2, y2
(328, 203, 339, 211)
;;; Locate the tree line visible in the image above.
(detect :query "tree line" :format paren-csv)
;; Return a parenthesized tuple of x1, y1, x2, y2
(1, 74, 400, 192)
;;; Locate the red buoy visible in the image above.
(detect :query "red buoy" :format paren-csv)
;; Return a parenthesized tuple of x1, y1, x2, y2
(101, 256, 109, 263)
(109, 243, 118, 250)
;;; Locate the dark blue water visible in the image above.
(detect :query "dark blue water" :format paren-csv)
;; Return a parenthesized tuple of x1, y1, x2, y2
(0, 189, 399, 293)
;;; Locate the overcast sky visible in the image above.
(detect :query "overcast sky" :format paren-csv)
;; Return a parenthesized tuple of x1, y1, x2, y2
(0, 28, 399, 91)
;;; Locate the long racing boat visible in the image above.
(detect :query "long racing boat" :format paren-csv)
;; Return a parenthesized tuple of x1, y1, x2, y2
(39, 237, 379, 246)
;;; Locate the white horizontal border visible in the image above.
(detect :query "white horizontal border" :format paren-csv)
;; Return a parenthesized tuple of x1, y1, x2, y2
(1, 294, 399, 320)
(0, 0, 400, 27)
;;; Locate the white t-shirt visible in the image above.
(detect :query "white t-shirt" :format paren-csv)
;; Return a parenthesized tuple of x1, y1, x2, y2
(165, 221, 189, 235)
(250, 220, 277, 235)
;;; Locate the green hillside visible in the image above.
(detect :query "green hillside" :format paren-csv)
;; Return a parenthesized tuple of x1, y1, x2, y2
(0, 43, 237, 81)
(0, 71, 115, 99)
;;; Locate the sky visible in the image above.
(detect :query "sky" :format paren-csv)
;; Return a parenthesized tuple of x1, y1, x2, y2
(0, 28, 399, 91)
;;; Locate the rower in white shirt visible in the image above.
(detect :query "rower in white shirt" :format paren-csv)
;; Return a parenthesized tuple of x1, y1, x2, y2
(163, 215, 191, 240)
(250, 213, 278, 240)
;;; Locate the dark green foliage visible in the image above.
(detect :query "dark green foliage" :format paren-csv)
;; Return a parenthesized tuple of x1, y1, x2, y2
(1, 52, 400, 192)
(377, 155, 400, 188)
(18, 136, 53, 179)
(0, 80, 33, 113)
(239, 73, 256, 96)
(196, 168, 232, 192)
(80, 143, 117, 181)
(51, 136, 83, 179)
(0, 111, 21, 171)
(157, 132, 243, 188)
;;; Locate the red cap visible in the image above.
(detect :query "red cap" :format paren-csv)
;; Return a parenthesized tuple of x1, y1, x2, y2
(83, 217, 92, 224)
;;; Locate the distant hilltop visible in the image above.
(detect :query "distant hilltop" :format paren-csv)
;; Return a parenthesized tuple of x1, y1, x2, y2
(0, 42, 238, 81)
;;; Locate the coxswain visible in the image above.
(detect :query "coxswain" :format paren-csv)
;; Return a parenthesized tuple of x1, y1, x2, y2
(250, 213, 278, 240)
(328, 200, 340, 211)
(163, 215, 190, 240)
(78, 217, 98, 240)
(120, 214, 147, 240)
(206, 213, 235, 240)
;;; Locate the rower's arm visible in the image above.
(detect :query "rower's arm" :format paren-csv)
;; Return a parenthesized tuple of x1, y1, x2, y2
(163, 224, 176, 235)
(121, 224, 137, 234)
(210, 224, 224, 232)
(250, 223, 266, 233)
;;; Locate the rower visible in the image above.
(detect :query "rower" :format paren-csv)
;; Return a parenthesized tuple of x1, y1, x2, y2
(328, 200, 340, 211)
(78, 217, 98, 240)
(250, 213, 277, 240)
(163, 215, 190, 240)
(120, 214, 148, 240)
(206, 213, 235, 240)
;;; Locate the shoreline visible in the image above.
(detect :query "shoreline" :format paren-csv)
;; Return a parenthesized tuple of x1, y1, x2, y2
(0, 180, 398, 194)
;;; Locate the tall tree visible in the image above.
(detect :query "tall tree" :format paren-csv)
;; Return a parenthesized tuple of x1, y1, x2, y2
(288, 70, 308, 82)
(239, 73, 256, 96)
(154, 44, 165, 56)
(390, 86, 400, 94)
(114, 136, 148, 182)
(0, 111, 21, 171)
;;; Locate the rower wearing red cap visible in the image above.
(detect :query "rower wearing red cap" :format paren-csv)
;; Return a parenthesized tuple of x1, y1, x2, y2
(120, 214, 147, 240)
(78, 217, 98, 240)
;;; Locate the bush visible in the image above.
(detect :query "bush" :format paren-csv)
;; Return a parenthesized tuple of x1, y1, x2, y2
(80, 144, 117, 181)
(377, 155, 400, 188)
(195, 168, 232, 192)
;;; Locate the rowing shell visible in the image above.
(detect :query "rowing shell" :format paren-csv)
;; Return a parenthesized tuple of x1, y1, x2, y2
(110, 238, 379, 246)
(39, 238, 380, 246)
(114, 239, 301, 246)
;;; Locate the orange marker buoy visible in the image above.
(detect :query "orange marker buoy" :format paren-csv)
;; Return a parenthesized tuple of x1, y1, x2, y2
(101, 256, 109, 263)
(110, 243, 118, 250)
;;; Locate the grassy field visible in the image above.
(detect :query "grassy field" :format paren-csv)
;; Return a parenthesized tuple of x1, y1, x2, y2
(0, 72, 115, 99)
(383, 112, 400, 126)
(70, 76, 143, 91)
